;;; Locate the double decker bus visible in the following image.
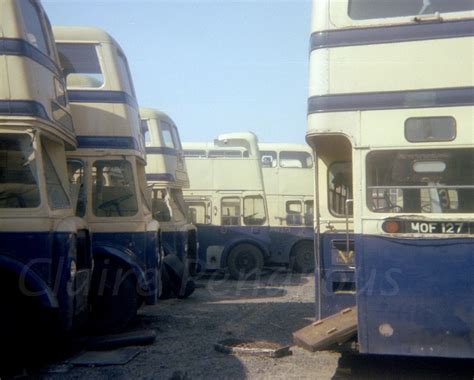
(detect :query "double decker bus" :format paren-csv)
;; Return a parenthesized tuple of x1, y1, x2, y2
(183, 132, 270, 279)
(0, 0, 92, 347)
(141, 107, 197, 293)
(259, 143, 315, 272)
(54, 27, 160, 332)
(307, 0, 474, 358)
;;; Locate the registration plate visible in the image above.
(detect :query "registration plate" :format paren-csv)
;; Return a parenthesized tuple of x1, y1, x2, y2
(406, 221, 471, 234)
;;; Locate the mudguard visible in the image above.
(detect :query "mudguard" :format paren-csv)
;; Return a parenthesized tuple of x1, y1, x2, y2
(0, 255, 58, 309)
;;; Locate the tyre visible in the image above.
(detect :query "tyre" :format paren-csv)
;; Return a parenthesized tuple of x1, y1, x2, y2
(89, 260, 138, 334)
(227, 244, 264, 280)
(290, 241, 315, 273)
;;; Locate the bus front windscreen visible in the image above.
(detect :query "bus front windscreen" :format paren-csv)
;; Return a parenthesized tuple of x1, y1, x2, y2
(348, 0, 474, 20)
(0, 134, 41, 208)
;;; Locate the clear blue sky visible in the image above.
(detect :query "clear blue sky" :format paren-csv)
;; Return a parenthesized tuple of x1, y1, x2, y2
(43, 0, 312, 144)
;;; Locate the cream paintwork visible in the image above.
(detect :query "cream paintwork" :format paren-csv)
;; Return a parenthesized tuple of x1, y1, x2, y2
(258, 143, 314, 228)
(140, 107, 190, 188)
(307, 0, 474, 238)
(53, 27, 145, 161)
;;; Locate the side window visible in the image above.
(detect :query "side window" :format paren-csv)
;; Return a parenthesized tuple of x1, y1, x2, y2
(304, 200, 314, 226)
(260, 151, 277, 168)
(42, 143, 70, 210)
(183, 150, 206, 158)
(243, 196, 266, 226)
(57, 43, 104, 88)
(221, 197, 241, 226)
(67, 160, 86, 217)
(18, 0, 50, 56)
(171, 126, 183, 150)
(280, 151, 313, 168)
(141, 120, 151, 147)
(161, 122, 176, 149)
(328, 162, 353, 217)
(286, 200, 302, 226)
(187, 201, 210, 224)
(92, 160, 138, 217)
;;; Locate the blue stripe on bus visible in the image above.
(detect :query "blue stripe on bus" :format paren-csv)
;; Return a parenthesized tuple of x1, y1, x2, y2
(310, 19, 474, 51)
(308, 87, 474, 114)
(0, 100, 49, 119)
(145, 147, 178, 156)
(0, 38, 61, 76)
(68, 90, 138, 110)
(77, 136, 140, 150)
(146, 173, 175, 182)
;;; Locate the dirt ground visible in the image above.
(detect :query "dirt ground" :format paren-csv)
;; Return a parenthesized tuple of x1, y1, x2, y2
(10, 269, 474, 379)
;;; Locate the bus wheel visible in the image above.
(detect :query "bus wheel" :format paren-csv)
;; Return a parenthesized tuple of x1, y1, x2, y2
(89, 261, 138, 334)
(290, 241, 315, 273)
(227, 244, 264, 280)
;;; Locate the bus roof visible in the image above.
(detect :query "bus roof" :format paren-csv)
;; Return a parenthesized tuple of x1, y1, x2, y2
(259, 143, 312, 154)
(53, 26, 120, 46)
(140, 107, 176, 128)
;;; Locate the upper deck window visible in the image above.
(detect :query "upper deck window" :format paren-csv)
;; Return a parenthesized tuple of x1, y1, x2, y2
(348, 0, 474, 20)
(57, 43, 104, 88)
(405, 117, 456, 143)
(183, 150, 206, 158)
(0, 134, 41, 208)
(280, 151, 313, 168)
(366, 149, 474, 214)
(161, 122, 176, 149)
(18, 0, 51, 57)
(208, 150, 243, 158)
(260, 151, 277, 168)
(140, 120, 152, 146)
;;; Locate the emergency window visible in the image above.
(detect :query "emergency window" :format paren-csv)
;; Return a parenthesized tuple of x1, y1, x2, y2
(0, 134, 40, 208)
(57, 43, 104, 88)
(244, 196, 266, 226)
(67, 160, 86, 217)
(366, 149, 474, 214)
(221, 197, 241, 226)
(280, 151, 313, 168)
(405, 117, 456, 142)
(286, 200, 303, 226)
(187, 201, 210, 224)
(19, 0, 50, 56)
(348, 0, 474, 20)
(92, 160, 138, 217)
(260, 151, 277, 168)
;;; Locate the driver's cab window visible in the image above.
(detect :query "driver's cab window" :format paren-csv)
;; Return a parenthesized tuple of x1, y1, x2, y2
(152, 189, 171, 222)
(328, 162, 353, 217)
(92, 160, 138, 217)
(67, 160, 86, 217)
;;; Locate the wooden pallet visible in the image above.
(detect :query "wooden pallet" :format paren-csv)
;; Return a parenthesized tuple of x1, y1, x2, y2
(293, 307, 357, 352)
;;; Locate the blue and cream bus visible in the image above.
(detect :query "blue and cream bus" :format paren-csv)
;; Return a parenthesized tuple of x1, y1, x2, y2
(0, 0, 92, 345)
(307, 0, 474, 358)
(54, 27, 160, 332)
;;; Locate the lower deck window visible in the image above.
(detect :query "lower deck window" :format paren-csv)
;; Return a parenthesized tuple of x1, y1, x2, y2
(366, 149, 474, 214)
(0, 134, 40, 208)
(187, 201, 210, 224)
(221, 197, 241, 226)
(92, 160, 138, 217)
(244, 195, 266, 226)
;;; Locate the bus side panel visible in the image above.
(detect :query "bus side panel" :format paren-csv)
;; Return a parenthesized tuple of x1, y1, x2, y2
(162, 230, 188, 260)
(356, 235, 474, 359)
